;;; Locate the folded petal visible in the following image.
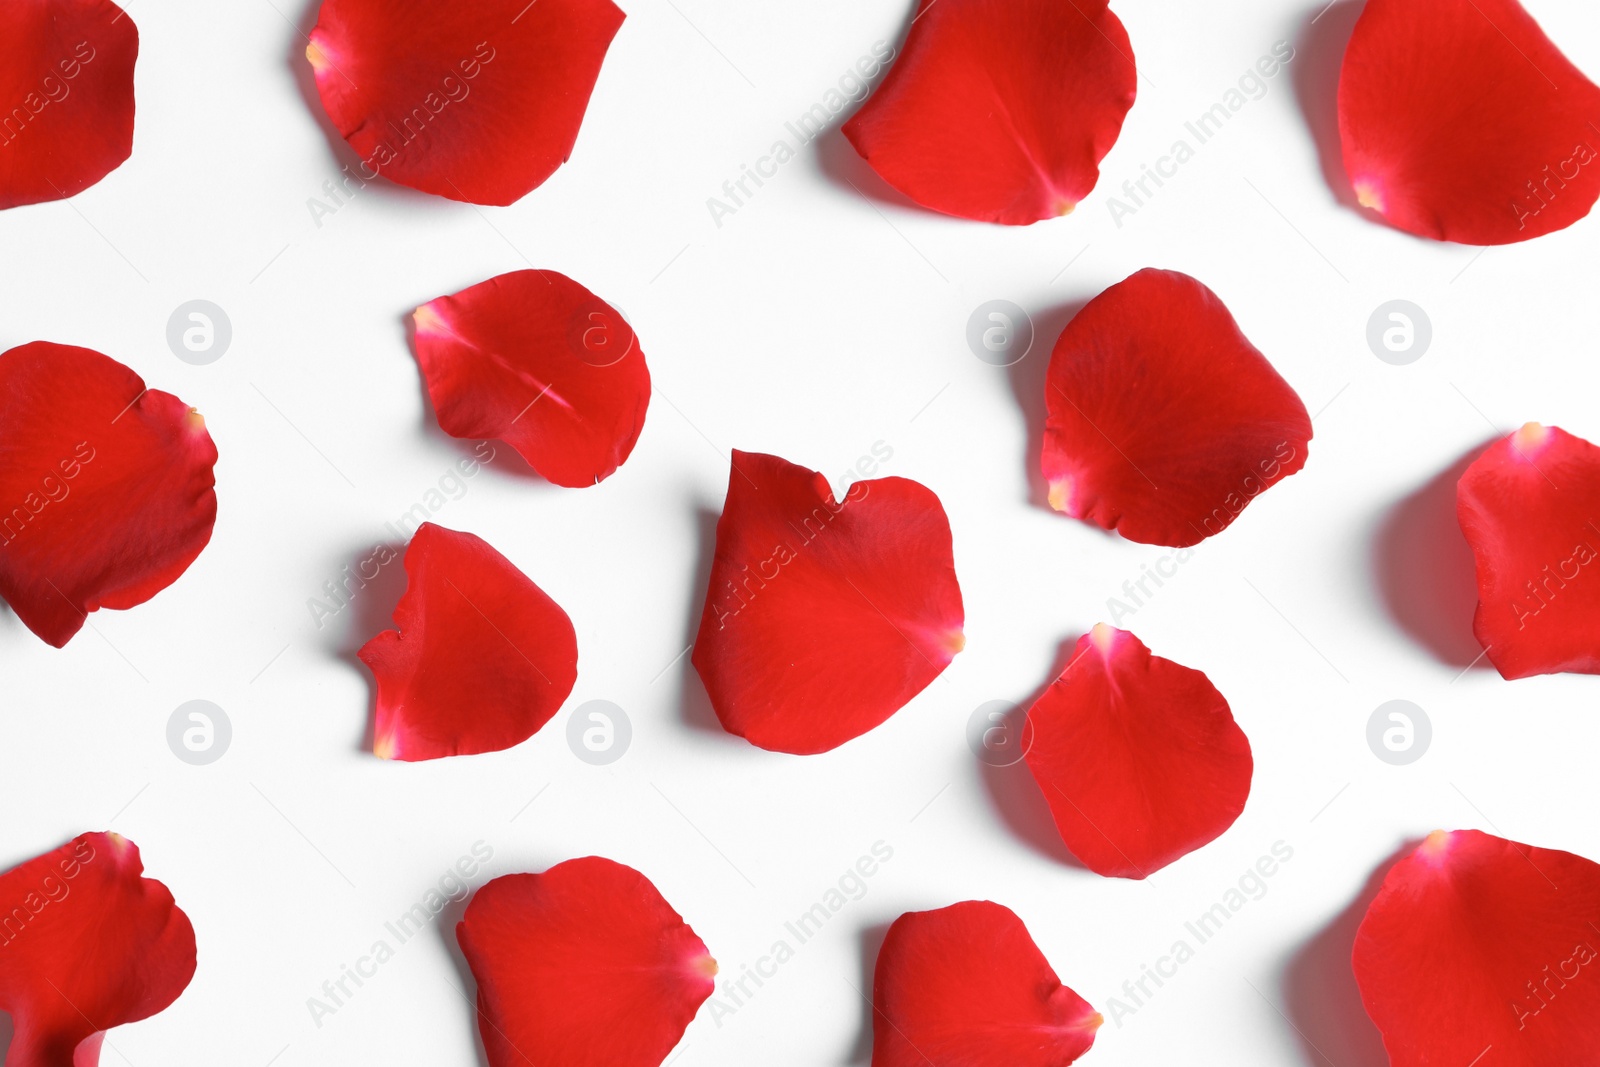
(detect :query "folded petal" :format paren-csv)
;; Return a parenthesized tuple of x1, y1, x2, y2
(0, 1, 138, 210)
(1339, 0, 1600, 244)
(1352, 829, 1600, 1066)
(872, 900, 1101, 1067)
(1456, 422, 1600, 678)
(1023, 625, 1253, 878)
(307, 0, 624, 205)
(457, 856, 715, 1067)
(1041, 268, 1311, 547)
(358, 521, 578, 760)
(0, 833, 196, 1067)
(841, 0, 1136, 225)
(412, 270, 649, 487)
(691, 450, 965, 754)
(0, 342, 218, 647)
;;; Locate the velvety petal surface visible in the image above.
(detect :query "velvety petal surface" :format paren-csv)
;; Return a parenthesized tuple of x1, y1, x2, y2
(1457, 422, 1600, 678)
(358, 521, 578, 760)
(413, 269, 649, 487)
(0, 832, 196, 1067)
(0, 342, 217, 647)
(691, 450, 965, 754)
(457, 856, 715, 1067)
(1339, 0, 1600, 243)
(1041, 268, 1311, 547)
(842, 0, 1135, 225)
(307, 0, 624, 205)
(1023, 625, 1253, 878)
(1353, 829, 1600, 1067)
(0, 0, 138, 210)
(872, 900, 1101, 1067)
(842, 0, 1136, 225)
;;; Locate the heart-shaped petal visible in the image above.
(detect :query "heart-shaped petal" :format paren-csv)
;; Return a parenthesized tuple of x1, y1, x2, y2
(872, 900, 1101, 1067)
(0, 833, 196, 1067)
(1339, 0, 1600, 244)
(412, 270, 649, 488)
(1457, 422, 1600, 679)
(0, 0, 138, 210)
(0, 342, 218, 647)
(1023, 625, 1253, 878)
(307, 0, 623, 205)
(358, 522, 578, 760)
(842, 0, 1136, 224)
(457, 856, 716, 1067)
(1353, 829, 1600, 1066)
(691, 450, 965, 754)
(1042, 268, 1311, 547)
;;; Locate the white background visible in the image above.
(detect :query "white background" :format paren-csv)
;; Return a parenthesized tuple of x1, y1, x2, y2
(3, 0, 1600, 1064)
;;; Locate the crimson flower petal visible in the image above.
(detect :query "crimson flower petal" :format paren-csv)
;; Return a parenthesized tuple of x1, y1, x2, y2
(0, 833, 195, 1067)
(307, 0, 623, 205)
(1456, 422, 1600, 679)
(1023, 625, 1252, 878)
(1041, 269, 1311, 547)
(457, 857, 715, 1067)
(841, 0, 1136, 224)
(0, 342, 217, 647)
(1339, 0, 1600, 244)
(691, 450, 965, 754)
(1352, 829, 1600, 1066)
(872, 900, 1101, 1067)
(413, 270, 649, 488)
(358, 521, 577, 760)
(0, 1, 138, 210)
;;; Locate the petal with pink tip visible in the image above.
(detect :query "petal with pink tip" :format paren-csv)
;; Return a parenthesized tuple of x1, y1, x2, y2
(1457, 422, 1600, 678)
(412, 269, 649, 488)
(0, 342, 217, 647)
(1022, 625, 1253, 878)
(1353, 829, 1600, 1066)
(457, 856, 716, 1067)
(691, 450, 965, 754)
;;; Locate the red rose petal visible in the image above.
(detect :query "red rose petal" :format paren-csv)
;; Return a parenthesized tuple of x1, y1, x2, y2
(1023, 625, 1253, 878)
(691, 450, 965, 754)
(412, 270, 649, 488)
(0, 833, 195, 1067)
(0, 1, 138, 210)
(1456, 422, 1600, 679)
(1352, 829, 1600, 1066)
(841, 0, 1136, 224)
(358, 521, 577, 761)
(0, 342, 218, 647)
(1041, 268, 1311, 547)
(872, 900, 1101, 1067)
(1339, 0, 1600, 244)
(457, 856, 715, 1067)
(307, 0, 623, 205)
